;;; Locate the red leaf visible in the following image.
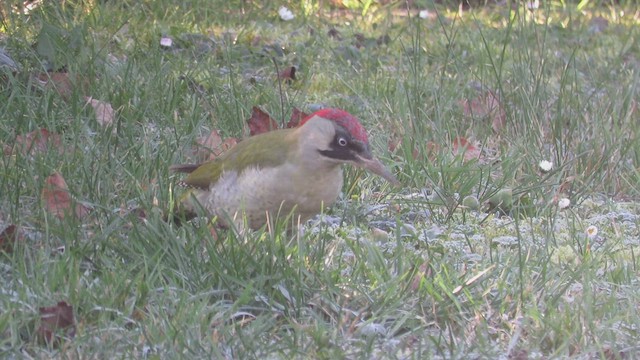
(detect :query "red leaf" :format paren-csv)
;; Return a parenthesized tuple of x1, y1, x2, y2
(0, 225, 19, 253)
(452, 137, 481, 162)
(278, 66, 296, 83)
(247, 106, 279, 136)
(4, 128, 62, 156)
(286, 107, 309, 128)
(42, 173, 89, 220)
(37, 301, 76, 346)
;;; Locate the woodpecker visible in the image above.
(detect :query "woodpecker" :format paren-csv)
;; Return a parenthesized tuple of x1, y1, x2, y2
(171, 108, 399, 230)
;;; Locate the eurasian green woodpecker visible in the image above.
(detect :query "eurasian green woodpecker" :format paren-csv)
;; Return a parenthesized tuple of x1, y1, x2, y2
(171, 108, 399, 230)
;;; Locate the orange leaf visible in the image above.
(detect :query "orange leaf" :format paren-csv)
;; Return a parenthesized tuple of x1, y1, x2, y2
(0, 225, 19, 253)
(286, 107, 309, 128)
(37, 301, 76, 346)
(5, 128, 62, 156)
(247, 106, 279, 136)
(452, 137, 481, 162)
(42, 173, 89, 219)
(84, 96, 115, 128)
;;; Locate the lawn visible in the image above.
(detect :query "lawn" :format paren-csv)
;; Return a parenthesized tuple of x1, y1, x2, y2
(1, 0, 639, 358)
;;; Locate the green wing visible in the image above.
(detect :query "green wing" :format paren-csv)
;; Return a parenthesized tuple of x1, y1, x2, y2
(182, 129, 296, 189)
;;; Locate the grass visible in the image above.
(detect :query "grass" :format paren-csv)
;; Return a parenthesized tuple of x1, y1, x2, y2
(1, 0, 640, 358)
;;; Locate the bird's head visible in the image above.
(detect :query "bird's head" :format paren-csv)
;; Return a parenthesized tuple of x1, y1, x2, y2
(298, 108, 399, 185)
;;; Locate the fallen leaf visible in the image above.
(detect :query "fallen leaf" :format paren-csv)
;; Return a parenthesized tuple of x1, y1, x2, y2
(387, 137, 400, 154)
(452, 137, 481, 162)
(216, 138, 238, 159)
(327, 28, 342, 40)
(195, 130, 238, 161)
(376, 34, 390, 46)
(0, 225, 19, 253)
(84, 96, 115, 129)
(195, 130, 221, 159)
(4, 128, 62, 156)
(353, 33, 366, 48)
(460, 90, 506, 133)
(424, 141, 440, 160)
(278, 66, 296, 83)
(411, 261, 431, 291)
(388, 134, 436, 162)
(557, 175, 576, 195)
(286, 107, 309, 128)
(247, 106, 279, 136)
(35, 72, 73, 99)
(37, 301, 76, 346)
(42, 173, 89, 220)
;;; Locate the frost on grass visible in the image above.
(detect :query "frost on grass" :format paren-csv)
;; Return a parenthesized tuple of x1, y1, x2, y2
(318, 194, 640, 355)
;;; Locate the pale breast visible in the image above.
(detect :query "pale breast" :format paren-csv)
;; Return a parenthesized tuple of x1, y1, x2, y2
(198, 164, 343, 229)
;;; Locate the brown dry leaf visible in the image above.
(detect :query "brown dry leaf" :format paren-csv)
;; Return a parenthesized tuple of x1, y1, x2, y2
(327, 28, 342, 40)
(286, 107, 309, 128)
(42, 173, 89, 220)
(216, 138, 238, 159)
(84, 96, 115, 128)
(4, 128, 62, 156)
(388, 135, 436, 162)
(558, 175, 576, 195)
(0, 225, 19, 253)
(424, 141, 440, 160)
(278, 66, 296, 83)
(247, 106, 279, 136)
(195, 130, 222, 159)
(452, 137, 482, 162)
(37, 301, 76, 346)
(387, 136, 401, 154)
(35, 71, 73, 99)
(460, 90, 506, 133)
(410, 261, 431, 291)
(195, 130, 238, 161)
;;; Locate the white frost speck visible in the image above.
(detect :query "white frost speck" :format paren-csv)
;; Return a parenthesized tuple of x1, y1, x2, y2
(159, 37, 173, 47)
(278, 6, 295, 21)
(539, 160, 553, 172)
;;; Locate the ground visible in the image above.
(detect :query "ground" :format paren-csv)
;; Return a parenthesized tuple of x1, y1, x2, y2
(1, 0, 639, 358)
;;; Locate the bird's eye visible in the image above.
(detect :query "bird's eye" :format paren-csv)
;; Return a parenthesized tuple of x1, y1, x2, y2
(338, 137, 348, 147)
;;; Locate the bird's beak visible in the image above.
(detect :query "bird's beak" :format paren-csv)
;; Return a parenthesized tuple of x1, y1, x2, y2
(355, 154, 400, 186)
